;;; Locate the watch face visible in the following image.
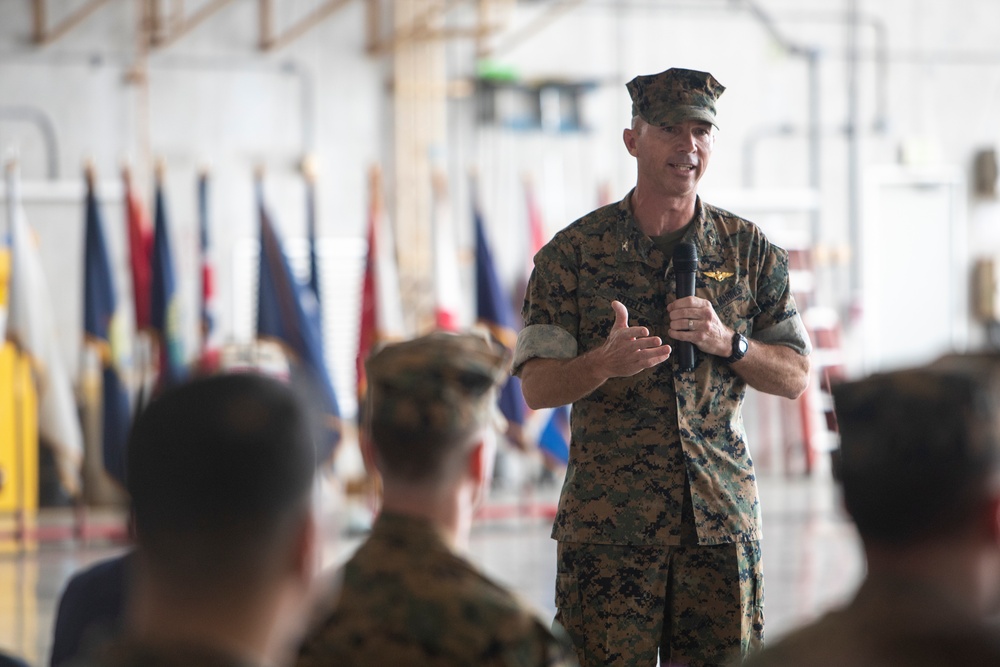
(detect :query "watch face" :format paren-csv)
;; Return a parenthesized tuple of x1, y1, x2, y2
(731, 333, 748, 361)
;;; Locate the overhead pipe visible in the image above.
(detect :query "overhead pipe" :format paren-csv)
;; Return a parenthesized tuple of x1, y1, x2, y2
(846, 0, 861, 297)
(739, 0, 823, 245)
(750, 9, 890, 136)
(0, 52, 317, 168)
(0, 106, 60, 179)
(742, 123, 796, 188)
(737, 3, 892, 298)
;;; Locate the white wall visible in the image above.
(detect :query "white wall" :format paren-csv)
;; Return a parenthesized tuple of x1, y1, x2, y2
(0, 1, 383, 412)
(467, 0, 1000, 369)
(5, 0, 1000, 403)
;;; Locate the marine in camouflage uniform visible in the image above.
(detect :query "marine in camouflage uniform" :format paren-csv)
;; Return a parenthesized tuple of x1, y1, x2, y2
(745, 354, 1000, 667)
(296, 332, 579, 667)
(514, 68, 812, 667)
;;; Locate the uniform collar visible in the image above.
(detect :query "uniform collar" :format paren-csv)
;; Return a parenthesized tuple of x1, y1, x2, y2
(614, 189, 658, 267)
(373, 511, 454, 555)
(615, 191, 728, 273)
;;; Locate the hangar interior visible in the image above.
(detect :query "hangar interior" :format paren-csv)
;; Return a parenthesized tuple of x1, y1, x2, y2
(2, 0, 1000, 663)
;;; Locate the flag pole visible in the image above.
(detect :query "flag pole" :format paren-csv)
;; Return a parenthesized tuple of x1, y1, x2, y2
(253, 164, 265, 373)
(4, 158, 27, 548)
(301, 154, 322, 325)
(197, 164, 219, 373)
(149, 157, 164, 397)
(81, 159, 104, 513)
(125, 160, 149, 417)
(3, 157, 14, 254)
(79, 159, 96, 526)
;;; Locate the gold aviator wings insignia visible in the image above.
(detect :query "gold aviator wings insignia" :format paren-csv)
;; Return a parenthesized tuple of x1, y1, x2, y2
(703, 271, 734, 281)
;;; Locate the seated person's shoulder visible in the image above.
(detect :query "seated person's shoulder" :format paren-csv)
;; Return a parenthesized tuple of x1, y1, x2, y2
(296, 553, 576, 667)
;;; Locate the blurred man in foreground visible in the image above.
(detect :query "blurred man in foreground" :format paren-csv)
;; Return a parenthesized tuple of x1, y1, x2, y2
(84, 373, 321, 667)
(296, 331, 577, 667)
(744, 353, 1000, 666)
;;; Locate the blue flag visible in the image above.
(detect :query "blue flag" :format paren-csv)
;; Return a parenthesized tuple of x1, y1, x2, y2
(473, 201, 526, 437)
(305, 179, 321, 310)
(304, 177, 325, 341)
(256, 185, 341, 463)
(538, 405, 571, 465)
(84, 179, 131, 484)
(150, 183, 185, 389)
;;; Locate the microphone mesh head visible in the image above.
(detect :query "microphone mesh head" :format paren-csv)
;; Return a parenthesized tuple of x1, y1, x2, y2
(673, 242, 698, 272)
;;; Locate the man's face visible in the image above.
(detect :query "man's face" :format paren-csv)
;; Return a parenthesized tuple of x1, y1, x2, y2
(624, 118, 715, 199)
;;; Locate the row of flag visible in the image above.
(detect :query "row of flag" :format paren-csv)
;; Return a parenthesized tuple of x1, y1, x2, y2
(0, 161, 573, 501)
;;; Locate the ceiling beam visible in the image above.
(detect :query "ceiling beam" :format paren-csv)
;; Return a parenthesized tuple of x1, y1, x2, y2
(149, 0, 237, 49)
(369, 0, 459, 55)
(32, 0, 115, 46)
(259, 0, 353, 51)
(482, 0, 584, 57)
(367, 0, 511, 56)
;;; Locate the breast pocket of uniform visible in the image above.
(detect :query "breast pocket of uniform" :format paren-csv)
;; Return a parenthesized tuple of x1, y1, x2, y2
(579, 287, 657, 346)
(710, 279, 761, 337)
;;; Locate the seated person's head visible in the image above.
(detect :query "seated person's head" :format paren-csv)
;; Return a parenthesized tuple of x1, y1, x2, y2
(832, 353, 1000, 548)
(126, 372, 317, 597)
(363, 331, 509, 493)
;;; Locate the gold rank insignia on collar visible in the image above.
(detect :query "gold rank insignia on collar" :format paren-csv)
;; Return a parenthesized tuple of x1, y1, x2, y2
(704, 271, 734, 281)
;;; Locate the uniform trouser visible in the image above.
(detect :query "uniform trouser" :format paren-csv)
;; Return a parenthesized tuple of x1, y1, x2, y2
(554, 540, 764, 667)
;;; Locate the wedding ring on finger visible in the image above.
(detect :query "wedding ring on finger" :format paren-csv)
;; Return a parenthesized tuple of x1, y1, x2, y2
(688, 319, 694, 331)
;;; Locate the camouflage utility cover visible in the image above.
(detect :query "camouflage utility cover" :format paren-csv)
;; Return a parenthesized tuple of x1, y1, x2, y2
(365, 331, 509, 436)
(514, 191, 810, 546)
(296, 512, 579, 667)
(627, 68, 725, 128)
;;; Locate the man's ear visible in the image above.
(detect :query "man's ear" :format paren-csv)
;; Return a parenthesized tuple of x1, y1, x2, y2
(467, 438, 488, 487)
(623, 127, 638, 157)
(465, 436, 496, 509)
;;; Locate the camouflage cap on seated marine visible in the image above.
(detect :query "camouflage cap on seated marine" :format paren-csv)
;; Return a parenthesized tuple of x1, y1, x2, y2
(832, 353, 1000, 541)
(365, 331, 510, 437)
(626, 67, 725, 128)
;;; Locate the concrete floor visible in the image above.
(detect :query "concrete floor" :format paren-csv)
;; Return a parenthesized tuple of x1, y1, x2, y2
(0, 473, 865, 666)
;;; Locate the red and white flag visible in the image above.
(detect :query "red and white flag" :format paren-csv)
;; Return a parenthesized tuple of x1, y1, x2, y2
(432, 170, 464, 331)
(357, 166, 406, 402)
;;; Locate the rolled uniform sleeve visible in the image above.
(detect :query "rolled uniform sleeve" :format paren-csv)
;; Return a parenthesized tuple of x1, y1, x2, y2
(748, 242, 812, 356)
(513, 240, 582, 377)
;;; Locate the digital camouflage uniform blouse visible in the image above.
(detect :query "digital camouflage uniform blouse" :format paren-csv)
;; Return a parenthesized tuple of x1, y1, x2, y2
(296, 512, 579, 667)
(514, 192, 811, 547)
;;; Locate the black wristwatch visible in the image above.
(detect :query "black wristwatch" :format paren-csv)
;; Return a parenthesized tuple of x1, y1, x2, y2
(726, 332, 748, 363)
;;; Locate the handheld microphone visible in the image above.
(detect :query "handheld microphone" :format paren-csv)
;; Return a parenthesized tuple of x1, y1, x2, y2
(673, 242, 698, 371)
